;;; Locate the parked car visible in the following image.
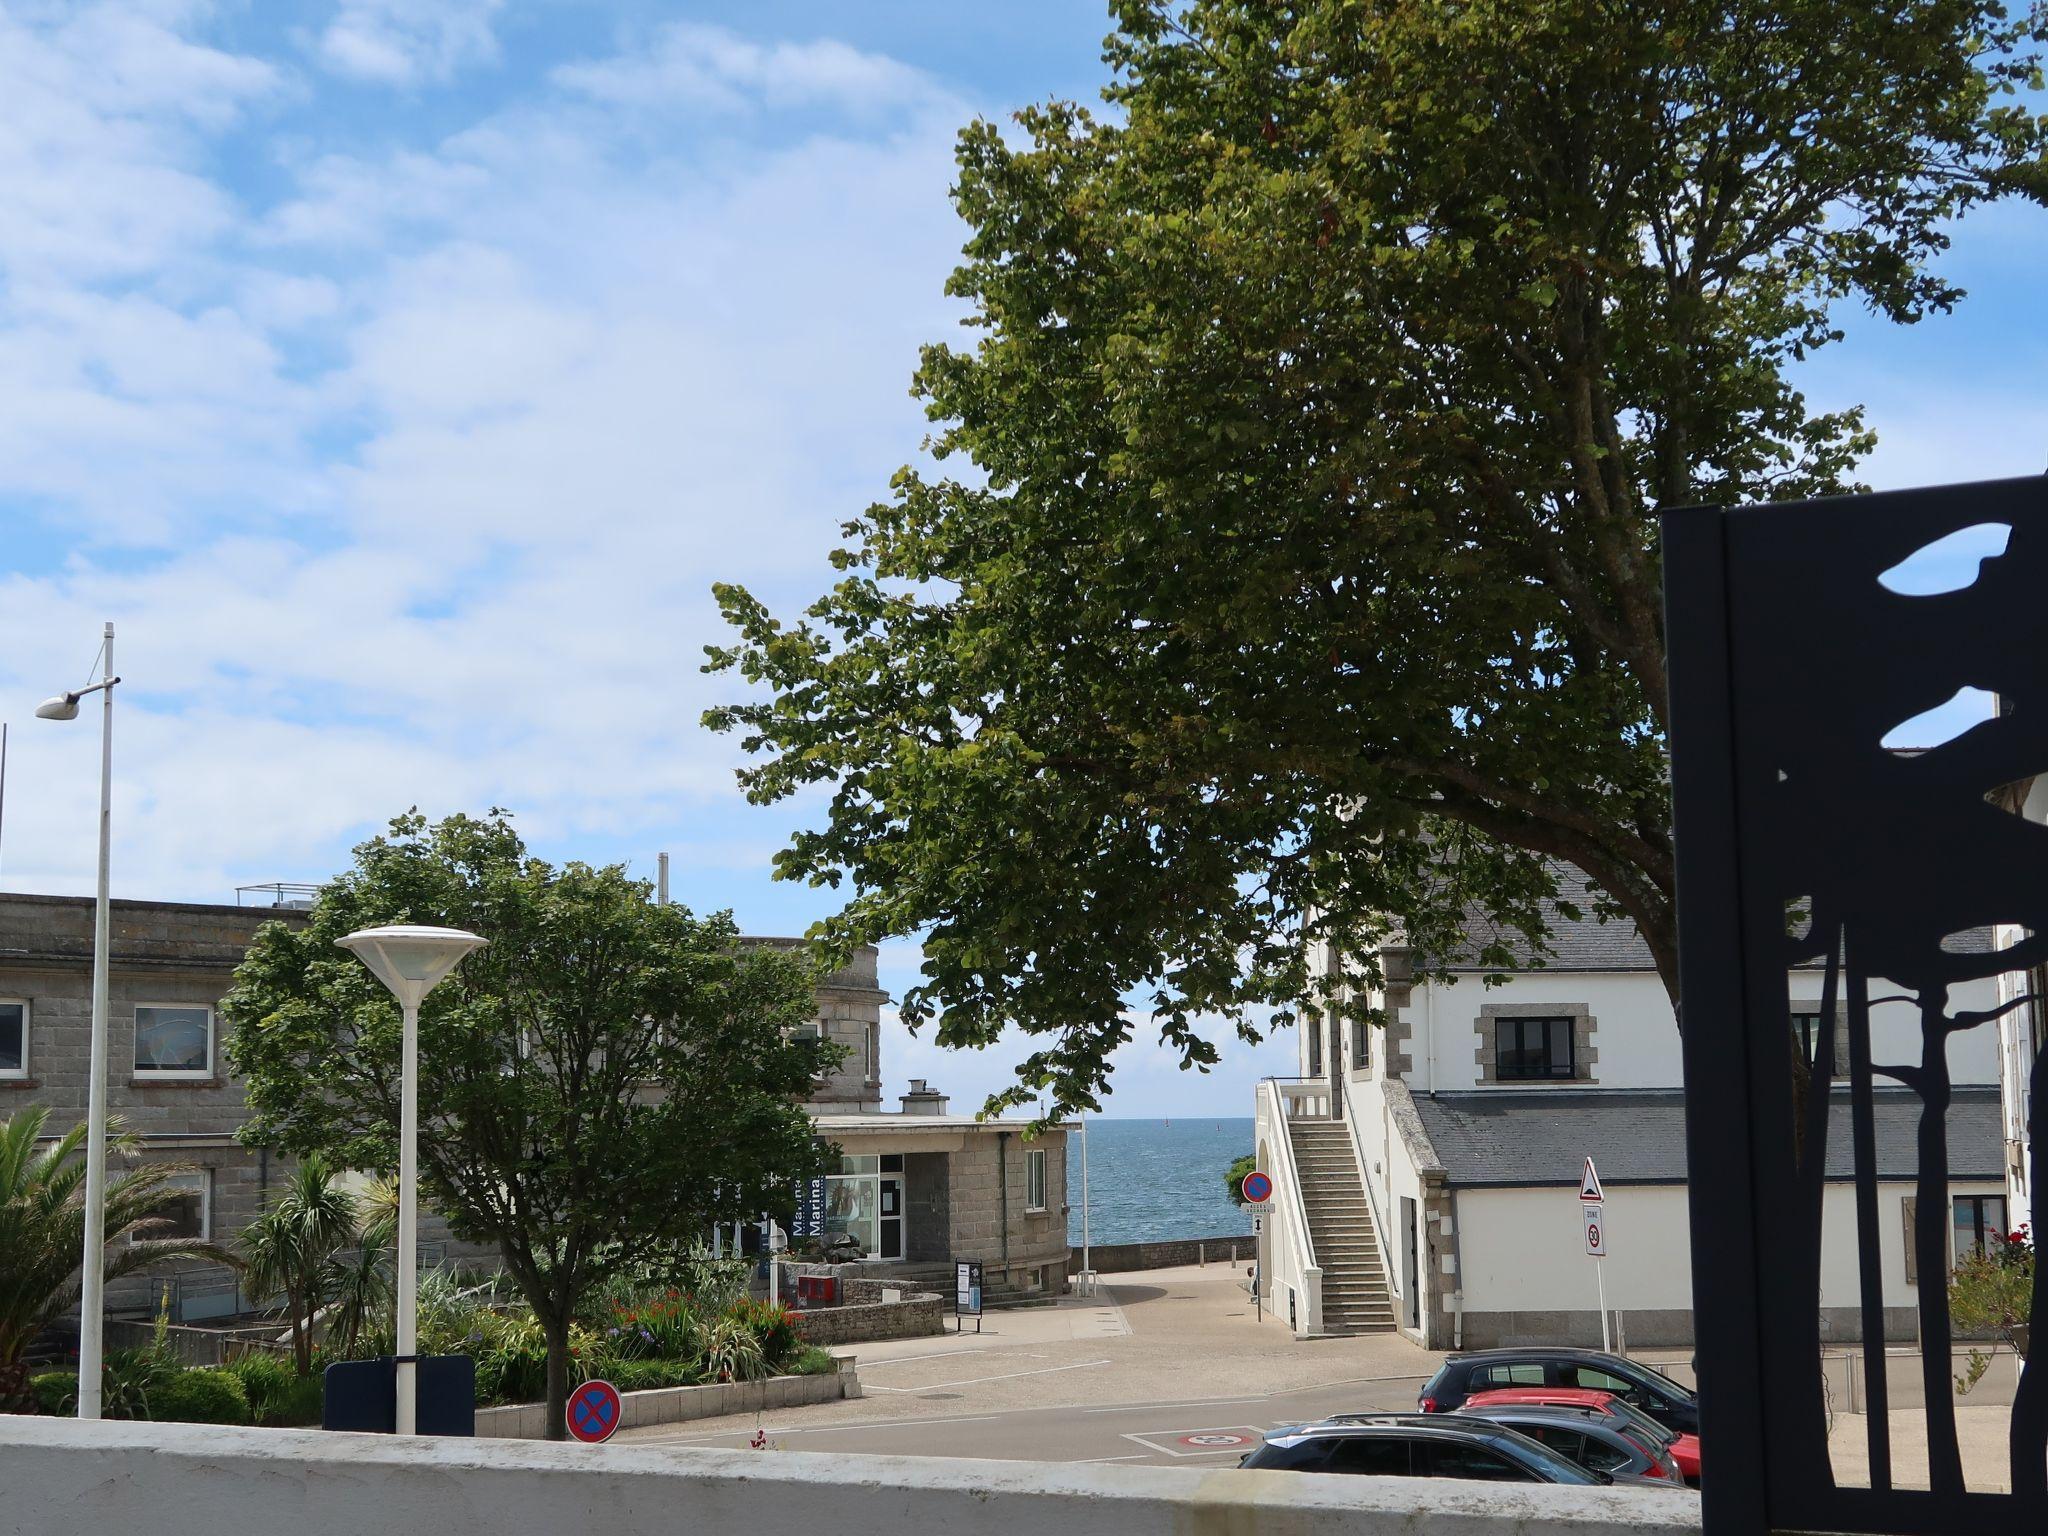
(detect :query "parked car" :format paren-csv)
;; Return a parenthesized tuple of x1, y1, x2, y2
(1236, 1414, 1674, 1486)
(1417, 1348, 1700, 1436)
(1453, 1402, 1683, 1483)
(1461, 1386, 1701, 1483)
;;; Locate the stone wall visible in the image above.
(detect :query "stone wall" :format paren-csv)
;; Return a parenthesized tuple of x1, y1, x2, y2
(476, 1361, 857, 1439)
(1071, 1234, 1251, 1274)
(796, 1293, 946, 1347)
(1, 1418, 1706, 1536)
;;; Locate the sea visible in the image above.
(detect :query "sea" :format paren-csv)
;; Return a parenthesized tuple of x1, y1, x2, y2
(1064, 1116, 1255, 1247)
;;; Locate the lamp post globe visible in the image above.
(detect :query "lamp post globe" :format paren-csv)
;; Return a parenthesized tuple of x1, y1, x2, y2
(335, 923, 487, 1434)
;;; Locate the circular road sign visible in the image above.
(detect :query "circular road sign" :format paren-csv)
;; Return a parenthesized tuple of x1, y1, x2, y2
(1181, 1432, 1254, 1448)
(1240, 1170, 1274, 1204)
(567, 1378, 623, 1444)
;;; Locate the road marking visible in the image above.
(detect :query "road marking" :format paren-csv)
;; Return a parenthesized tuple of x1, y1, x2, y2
(1079, 1453, 1150, 1463)
(1121, 1425, 1266, 1459)
(1084, 1397, 1264, 1414)
(860, 1348, 1042, 1368)
(647, 1414, 1008, 1442)
(864, 1359, 1113, 1393)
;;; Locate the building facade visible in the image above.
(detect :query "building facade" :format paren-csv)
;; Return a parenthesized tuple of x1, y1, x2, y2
(0, 891, 1067, 1322)
(1254, 870, 2008, 1346)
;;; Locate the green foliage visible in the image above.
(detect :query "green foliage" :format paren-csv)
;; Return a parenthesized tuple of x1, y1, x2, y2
(100, 1344, 183, 1421)
(0, 1106, 237, 1369)
(224, 1352, 326, 1426)
(704, 0, 2048, 1117)
(787, 1346, 838, 1377)
(1225, 1153, 1258, 1208)
(148, 1368, 251, 1426)
(605, 1292, 704, 1363)
(240, 1153, 371, 1377)
(601, 1358, 703, 1393)
(222, 809, 838, 1435)
(729, 1298, 803, 1372)
(29, 1370, 76, 1416)
(699, 1316, 768, 1384)
(1951, 1225, 2034, 1394)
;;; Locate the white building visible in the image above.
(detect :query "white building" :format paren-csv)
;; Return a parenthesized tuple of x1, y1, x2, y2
(1253, 870, 2007, 1346)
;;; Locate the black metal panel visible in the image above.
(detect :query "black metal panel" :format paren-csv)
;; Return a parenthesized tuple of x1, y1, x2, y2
(1664, 474, 2048, 1534)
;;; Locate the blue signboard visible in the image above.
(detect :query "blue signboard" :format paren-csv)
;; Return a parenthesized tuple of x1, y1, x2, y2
(791, 1176, 828, 1238)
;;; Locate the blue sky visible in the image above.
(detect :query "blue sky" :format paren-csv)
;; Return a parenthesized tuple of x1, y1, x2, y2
(0, 2, 2042, 1118)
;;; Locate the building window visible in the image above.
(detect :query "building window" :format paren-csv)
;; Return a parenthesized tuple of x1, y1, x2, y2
(0, 1000, 25, 1078)
(136, 1171, 210, 1242)
(1026, 1148, 1048, 1211)
(1954, 1194, 2010, 1259)
(134, 1005, 212, 1078)
(1494, 1016, 1575, 1081)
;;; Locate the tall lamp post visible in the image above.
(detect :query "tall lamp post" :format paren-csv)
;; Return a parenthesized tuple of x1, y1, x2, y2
(35, 622, 120, 1419)
(1075, 1112, 1095, 1297)
(335, 924, 487, 1434)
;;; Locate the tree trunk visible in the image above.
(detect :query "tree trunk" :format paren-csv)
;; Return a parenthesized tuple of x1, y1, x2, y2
(541, 1308, 571, 1442)
(1913, 996, 1965, 1499)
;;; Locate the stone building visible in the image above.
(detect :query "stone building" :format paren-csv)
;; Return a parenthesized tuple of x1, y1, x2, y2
(0, 890, 1067, 1322)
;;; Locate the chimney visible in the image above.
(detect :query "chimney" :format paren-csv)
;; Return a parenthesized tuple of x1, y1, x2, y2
(900, 1079, 949, 1116)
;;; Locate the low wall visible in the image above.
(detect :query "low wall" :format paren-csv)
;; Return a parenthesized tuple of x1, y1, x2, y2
(798, 1294, 945, 1347)
(476, 1359, 858, 1439)
(1071, 1234, 1250, 1274)
(2, 1418, 1702, 1536)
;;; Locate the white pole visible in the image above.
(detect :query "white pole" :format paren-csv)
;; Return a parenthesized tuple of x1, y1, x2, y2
(76, 622, 113, 1420)
(396, 997, 420, 1434)
(1596, 1257, 1611, 1354)
(1080, 1114, 1091, 1274)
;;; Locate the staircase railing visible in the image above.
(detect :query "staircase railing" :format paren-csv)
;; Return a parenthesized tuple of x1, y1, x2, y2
(1338, 1074, 1395, 1277)
(1258, 1077, 1325, 1334)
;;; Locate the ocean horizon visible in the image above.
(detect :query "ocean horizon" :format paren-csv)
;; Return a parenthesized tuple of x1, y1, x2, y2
(1065, 1115, 1254, 1248)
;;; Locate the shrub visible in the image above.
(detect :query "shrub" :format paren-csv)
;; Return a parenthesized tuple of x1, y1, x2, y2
(700, 1317, 767, 1383)
(29, 1370, 76, 1416)
(728, 1298, 802, 1372)
(603, 1358, 701, 1393)
(226, 1352, 322, 1426)
(787, 1347, 837, 1377)
(606, 1293, 704, 1363)
(101, 1345, 182, 1420)
(148, 1368, 251, 1425)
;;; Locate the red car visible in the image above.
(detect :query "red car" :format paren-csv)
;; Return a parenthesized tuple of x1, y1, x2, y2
(1461, 1386, 1701, 1483)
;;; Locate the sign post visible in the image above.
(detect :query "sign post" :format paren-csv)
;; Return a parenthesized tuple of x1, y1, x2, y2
(954, 1259, 983, 1334)
(1579, 1156, 1610, 1352)
(1242, 1170, 1271, 1323)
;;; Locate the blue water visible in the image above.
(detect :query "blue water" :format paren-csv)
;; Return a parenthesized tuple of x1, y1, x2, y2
(1065, 1117, 1255, 1247)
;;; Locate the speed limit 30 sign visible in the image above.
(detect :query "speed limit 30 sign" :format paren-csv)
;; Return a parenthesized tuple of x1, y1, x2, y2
(1582, 1203, 1607, 1257)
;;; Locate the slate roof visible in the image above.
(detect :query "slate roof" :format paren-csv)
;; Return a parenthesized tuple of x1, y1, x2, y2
(1434, 866, 1993, 974)
(1411, 1085, 2004, 1188)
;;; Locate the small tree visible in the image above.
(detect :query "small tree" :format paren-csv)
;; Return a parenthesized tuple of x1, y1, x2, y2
(224, 810, 838, 1438)
(1225, 1152, 1258, 1208)
(0, 1107, 233, 1411)
(241, 1154, 367, 1377)
(1954, 1224, 2035, 1395)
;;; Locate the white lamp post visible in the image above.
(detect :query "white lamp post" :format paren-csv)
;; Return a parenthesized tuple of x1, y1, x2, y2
(1075, 1112, 1096, 1298)
(335, 924, 487, 1434)
(35, 622, 120, 1419)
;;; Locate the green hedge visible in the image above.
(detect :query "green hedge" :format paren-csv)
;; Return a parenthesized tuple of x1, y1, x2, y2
(148, 1368, 250, 1425)
(223, 1354, 324, 1427)
(30, 1371, 77, 1416)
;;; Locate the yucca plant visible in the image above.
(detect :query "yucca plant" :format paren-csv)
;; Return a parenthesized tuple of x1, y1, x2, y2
(242, 1154, 383, 1377)
(320, 1177, 398, 1362)
(0, 1107, 233, 1412)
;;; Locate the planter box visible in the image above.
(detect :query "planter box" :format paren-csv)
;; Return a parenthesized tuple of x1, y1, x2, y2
(474, 1357, 859, 1440)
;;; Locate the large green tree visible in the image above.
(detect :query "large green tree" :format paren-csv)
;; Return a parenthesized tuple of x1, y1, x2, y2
(224, 811, 836, 1437)
(707, 0, 2047, 1115)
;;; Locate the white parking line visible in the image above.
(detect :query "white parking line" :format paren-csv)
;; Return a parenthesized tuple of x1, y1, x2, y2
(860, 1348, 1041, 1368)
(864, 1358, 1114, 1393)
(1084, 1396, 1263, 1414)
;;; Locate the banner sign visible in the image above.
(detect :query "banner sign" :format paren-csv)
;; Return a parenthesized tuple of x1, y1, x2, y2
(955, 1259, 983, 1317)
(792, 1177, 828, 1238)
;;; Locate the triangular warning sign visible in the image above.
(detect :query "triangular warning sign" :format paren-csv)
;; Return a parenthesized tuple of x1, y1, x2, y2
(1580, 1156, 1605, 1204)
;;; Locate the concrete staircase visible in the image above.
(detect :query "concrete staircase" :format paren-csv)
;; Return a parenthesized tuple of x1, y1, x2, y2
(1286, 1118, 1397, 1334)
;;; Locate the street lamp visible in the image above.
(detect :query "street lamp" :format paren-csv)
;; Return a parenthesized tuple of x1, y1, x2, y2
(36, 622, 120, 1419)
(335, 924, 487, 1435)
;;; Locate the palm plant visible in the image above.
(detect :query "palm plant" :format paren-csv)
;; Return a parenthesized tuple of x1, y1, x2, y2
(240, 1154, 359, 1376)
(0, 1107, 233, 1411)
(320, 1176, 397, 1362)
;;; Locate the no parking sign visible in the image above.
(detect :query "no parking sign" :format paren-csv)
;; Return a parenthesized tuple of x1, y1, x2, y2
(567, 1378, 622, 1444)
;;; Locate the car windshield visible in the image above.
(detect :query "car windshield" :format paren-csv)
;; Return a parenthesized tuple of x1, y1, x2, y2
(1599, 1396, 1679, 1445)
(1486, 1426, 1606, 1485)
(1628, 1361, 1695, 1400)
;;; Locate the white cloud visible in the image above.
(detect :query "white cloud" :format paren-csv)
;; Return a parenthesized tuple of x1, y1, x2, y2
(315, 0, 504, 86)
(552, 22, 936, 116)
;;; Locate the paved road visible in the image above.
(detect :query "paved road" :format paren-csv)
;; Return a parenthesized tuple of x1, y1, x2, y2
(632, 1354, 1434, 1465)
(621, 1262, 1443, 1466)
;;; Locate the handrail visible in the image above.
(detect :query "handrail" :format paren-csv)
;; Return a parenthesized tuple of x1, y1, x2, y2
(1259, 1077, 1318, 1272)
(1340, 1074, 1395, 1270)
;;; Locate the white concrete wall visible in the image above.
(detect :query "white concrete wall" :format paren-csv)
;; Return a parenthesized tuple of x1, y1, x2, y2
(1406, 969, 2001, 1092)
(1454, 1179, 2011, 1320)
(1, 1419, 1702, 1536)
